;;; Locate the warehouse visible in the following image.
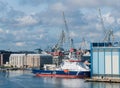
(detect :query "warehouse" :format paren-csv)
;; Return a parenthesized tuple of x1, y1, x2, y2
(9, 54, 53, 68)
(9, 54, 26, 68)
(91, 42, 120, 79)
(27, 54, 53, 68)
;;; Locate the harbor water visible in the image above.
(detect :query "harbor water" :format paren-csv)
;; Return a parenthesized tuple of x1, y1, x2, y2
(0, 70, 120, 88)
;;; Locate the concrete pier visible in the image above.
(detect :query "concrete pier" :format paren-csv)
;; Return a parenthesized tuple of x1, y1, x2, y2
(85, 78, 120, 83)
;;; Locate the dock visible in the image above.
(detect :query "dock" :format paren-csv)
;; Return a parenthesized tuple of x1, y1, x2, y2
(85, 78, 120, 83)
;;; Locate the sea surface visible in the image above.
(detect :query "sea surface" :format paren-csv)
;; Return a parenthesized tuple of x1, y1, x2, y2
(0, 70, 120, 88)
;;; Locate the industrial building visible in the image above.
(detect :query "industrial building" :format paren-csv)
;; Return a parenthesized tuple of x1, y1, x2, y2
(0, 50, 11, 66)
(9, 54, 26, 68)
(26, 54, 53, 68)
(9, 54, 53, 68)
(91, 42, 120, 79)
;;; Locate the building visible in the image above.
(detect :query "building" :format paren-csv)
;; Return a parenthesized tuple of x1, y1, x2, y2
(91, 42, 120, 79)
(0, 50, 11, 66)
(9, 54, 26, 68)
(9, 54, 53, 68)
(26, 54, 53, 68)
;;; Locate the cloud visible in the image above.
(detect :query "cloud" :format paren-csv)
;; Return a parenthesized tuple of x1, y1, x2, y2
(66, 0, 100, 8)
(50, 2, 67, 12)
(19, 0, 42, 6)
(16, 42, 25, 46)
(70, 31, 78, 38)
(16, 15, 38, 26)
(103, 12, 115, 24)
(0, 28, 4, 33)
(0, 0, 120, 50)
(19, 0, 57, 6)
(0, 1, 8, 12)
(65, 0, 120, 8)
(114, 31, 120, 37)
(117, 18, 120, 24)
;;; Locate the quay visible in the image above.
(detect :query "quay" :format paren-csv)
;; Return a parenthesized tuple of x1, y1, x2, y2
(85, 78, 120, 83)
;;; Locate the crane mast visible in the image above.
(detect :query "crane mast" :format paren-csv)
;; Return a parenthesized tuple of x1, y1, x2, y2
(54, 30, 65, 50)
(98, 8, 114, 43)
(70, 38, 74, 49)
(80, 37, 87, 50)
(99, 8, 106, 35)
(63, 12, 71, 48)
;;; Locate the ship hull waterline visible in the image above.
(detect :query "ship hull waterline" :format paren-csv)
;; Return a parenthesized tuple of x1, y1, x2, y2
(32, 69, 90, 78)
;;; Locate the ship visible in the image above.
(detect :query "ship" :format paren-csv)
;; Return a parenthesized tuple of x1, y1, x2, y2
(32, 48, 90, 78)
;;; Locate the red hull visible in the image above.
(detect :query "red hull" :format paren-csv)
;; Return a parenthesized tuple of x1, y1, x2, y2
(36, 73, 88, 78)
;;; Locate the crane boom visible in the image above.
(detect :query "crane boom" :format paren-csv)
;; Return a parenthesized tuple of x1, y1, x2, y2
(63, 12, 70, 41)
(57, 30, 66, 49)
(98, 8, 114, 43)
(98, 8, 106, 34)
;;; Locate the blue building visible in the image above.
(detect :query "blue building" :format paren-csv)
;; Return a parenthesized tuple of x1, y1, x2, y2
(91, 42, 120, 78)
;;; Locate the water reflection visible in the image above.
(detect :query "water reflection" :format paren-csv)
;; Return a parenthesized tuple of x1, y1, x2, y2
(43, 77, 120, 88)
(91, 82, 120, 88)
(1, 70, 120, 88)
(0, 70, 32, 78)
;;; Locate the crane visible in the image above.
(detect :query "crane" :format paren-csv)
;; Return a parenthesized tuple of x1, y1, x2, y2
(98, 8, 114, 43)
(62, 12, 71, 49)
(52, 30, 65, 56)
(79, 37, 87, 50)
(70, 38, 74, 49)
(54, 30, 66, 51)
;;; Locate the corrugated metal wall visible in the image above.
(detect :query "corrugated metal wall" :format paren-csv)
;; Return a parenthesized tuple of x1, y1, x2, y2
(92, 47, 120, 77)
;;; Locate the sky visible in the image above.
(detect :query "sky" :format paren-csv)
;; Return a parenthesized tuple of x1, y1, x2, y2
(0, 0, 120, 51)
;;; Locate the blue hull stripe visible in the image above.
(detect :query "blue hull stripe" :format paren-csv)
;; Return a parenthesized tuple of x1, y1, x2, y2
(32, 69, 90, 77)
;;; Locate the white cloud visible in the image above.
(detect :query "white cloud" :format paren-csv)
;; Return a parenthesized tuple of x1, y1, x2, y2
(0, 0, 120, 50)
(16, 15, 38, 26)
(70, 31, 78, 38)
(103, 13, 115, 24)
(5, 30, 10, 34)
(16, 42, 25, 46)
(114, 31, 120, 37)
(50, 2, 67, 12)
(66, 0, 100, 7)
(39, 34, 44, 39)
(95, 23, 103, 31)
(66, 0, 120, 8)
(0, 28, 4, 33)
(88, 32, 101, 38)
(117, 18, 120, 24)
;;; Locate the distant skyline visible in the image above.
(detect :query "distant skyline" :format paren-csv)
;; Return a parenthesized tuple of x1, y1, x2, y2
(0, 0, 120, 51)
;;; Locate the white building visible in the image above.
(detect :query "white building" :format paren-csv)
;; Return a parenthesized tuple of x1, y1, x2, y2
(9, 54, 26, 68)
(9, 54, 53, 68)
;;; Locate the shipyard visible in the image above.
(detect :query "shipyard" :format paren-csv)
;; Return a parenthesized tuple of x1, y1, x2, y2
(0, 0, 120, 88)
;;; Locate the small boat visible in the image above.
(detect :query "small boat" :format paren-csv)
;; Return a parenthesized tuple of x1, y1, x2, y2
(32, 49, 90, 78)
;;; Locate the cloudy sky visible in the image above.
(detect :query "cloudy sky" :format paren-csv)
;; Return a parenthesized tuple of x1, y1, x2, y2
(0, 0, 120, 51)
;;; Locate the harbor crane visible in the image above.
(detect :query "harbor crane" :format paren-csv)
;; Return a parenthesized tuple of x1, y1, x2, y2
(70, 38, 74, 49)
(62, 12, 71, 49)
(79, 37, 87, 50)
(52, 30, 65, 56)
(54, 30, 66, 51)
(52, 12, 70, 56)
(98, 8, 114, 43)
